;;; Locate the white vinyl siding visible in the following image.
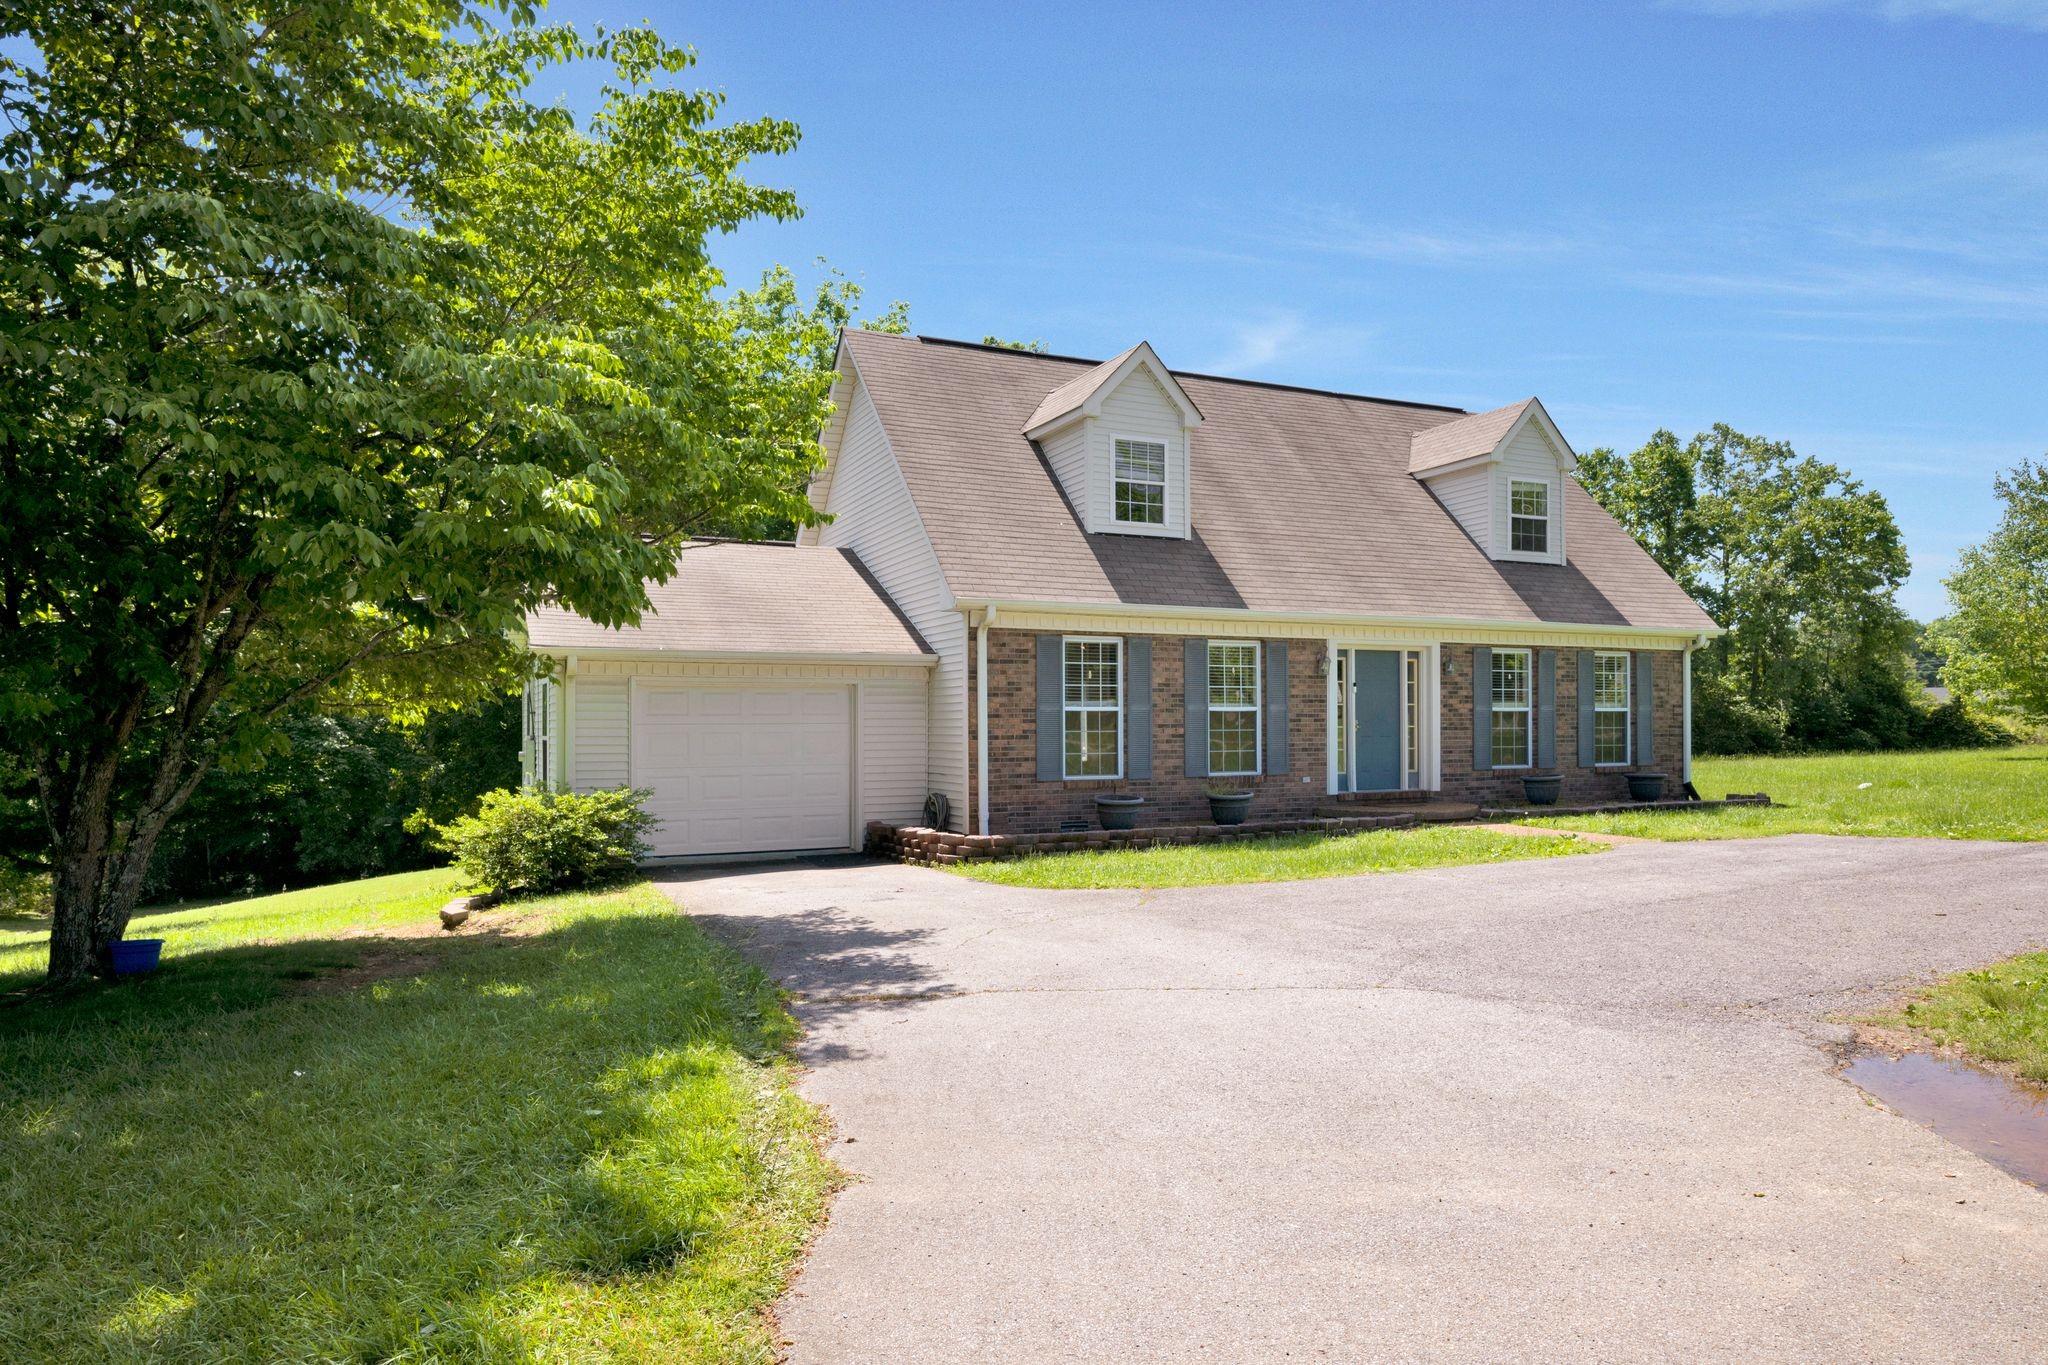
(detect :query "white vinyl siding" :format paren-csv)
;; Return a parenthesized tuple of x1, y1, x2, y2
(1493, 421, 1566, 564)
(1427, 464, 1492, 554)
(1094, 366, 1188, 538)
(570, 678, 629, 791)
(815, 376, 967, 827)
(1042, 422, 1092, 519)
(522, 676, 560, 789)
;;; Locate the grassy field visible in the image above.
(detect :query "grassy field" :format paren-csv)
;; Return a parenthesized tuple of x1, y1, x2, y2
(1530, 745, 2048, 842)
(0, 875, 833, 1361)
(1886, 951, 2048, 1085)
(954, 824, 1595, 889)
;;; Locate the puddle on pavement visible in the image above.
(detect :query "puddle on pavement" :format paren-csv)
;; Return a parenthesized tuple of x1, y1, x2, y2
(1845, 1052, 2048, 1190)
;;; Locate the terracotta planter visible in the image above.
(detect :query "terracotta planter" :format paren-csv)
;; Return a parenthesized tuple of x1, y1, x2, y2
(1094, 794, 1145, 830)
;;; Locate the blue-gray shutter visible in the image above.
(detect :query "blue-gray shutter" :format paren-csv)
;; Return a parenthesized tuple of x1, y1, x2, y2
(1184, 637, 1209, 779)
(1536, 649, 1557, 770)
(1634, 650, 1656, 766)
(1036, 635, 1063, 781)
(1577, 650, 1598, 767)
(1126, 637, 1152, 779)
(1472, 646, 1492, 770)
(1263, 641, 1289, 775)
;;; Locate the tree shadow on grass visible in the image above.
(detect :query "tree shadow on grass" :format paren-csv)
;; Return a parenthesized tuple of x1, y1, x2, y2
(0, 900, 824, 1361)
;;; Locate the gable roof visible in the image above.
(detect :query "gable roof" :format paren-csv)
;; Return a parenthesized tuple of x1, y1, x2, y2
(1408, 399, 1536, 475)
(526, 540, 933, 659)
(837, 331, 1716, 634)
(1020, 339, 1201, 438)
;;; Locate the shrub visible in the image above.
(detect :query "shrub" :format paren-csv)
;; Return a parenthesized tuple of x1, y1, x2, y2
(0, 862, 50, 920)
(423, 787, 657, 895)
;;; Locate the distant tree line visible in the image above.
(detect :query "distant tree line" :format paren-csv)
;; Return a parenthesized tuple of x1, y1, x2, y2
(1578, 426, 2023, 755)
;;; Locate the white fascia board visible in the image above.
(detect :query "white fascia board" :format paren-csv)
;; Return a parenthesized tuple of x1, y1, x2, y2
(1024, 342, 1203, 440)
(527, 646, 938, 667)
(1500, 398, 1578, 472)
(951, 596, 1724, 642)
(1410, 451, 1495, 481)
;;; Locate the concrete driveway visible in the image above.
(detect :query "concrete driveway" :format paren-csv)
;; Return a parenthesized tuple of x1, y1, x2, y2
(658, 836, 2048, 1362)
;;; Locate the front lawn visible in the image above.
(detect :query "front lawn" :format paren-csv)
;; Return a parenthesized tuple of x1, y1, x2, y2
(1887, 951, 2048, 1085)
(1529, 745, 2048, 842)
(0, 875, 833, 1361)
(954, 824, 1596, 889)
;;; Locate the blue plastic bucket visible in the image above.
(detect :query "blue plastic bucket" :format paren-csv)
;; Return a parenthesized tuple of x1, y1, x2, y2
(109, 938, 164, 976)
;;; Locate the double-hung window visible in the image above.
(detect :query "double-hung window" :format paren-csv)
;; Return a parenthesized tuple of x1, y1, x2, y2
(1207, 641, 1260, 776)
(1592, 651, 1631, 765)
(1062, 638, 1122, 778)
(1113, 437, 1167, 527)
(1490, 648, 1532, 768)
(1509, 480, 1550, 554)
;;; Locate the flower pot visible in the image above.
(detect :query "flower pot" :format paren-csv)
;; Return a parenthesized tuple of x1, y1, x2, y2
(1094, 794, 1145, 830)
(1625, 772, 1667, 802)
(109, 938, 164, 976)
(1520, 774, 1563, 806)
(1208, 791, 1255, 825)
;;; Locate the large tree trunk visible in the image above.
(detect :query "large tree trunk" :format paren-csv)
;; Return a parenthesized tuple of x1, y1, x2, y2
(44, 764, 198, 987)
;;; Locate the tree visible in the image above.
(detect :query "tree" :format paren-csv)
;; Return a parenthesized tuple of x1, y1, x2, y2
(1579, 425, 1917, 751)
(1928, 460, 2048, 725)
(982, 335, 1048, 353)
(0, 5, 864, 984)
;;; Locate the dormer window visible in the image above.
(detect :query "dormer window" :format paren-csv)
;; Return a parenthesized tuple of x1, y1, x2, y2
(1509, 480, 1551, 555)
(1113, 437, 1167, 526)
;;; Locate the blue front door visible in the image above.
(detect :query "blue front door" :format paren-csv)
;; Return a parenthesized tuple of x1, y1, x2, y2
(1351, 650, 1403, 791)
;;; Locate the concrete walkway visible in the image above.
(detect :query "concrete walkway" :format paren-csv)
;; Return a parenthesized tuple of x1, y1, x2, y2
(658, 836, 2048, 1362)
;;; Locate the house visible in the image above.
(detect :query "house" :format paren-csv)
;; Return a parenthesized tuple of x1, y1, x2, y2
(523, 331, 1719, 859)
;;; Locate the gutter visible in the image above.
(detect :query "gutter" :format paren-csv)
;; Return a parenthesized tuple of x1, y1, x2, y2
(950, 597, 1725, 643)
(976, 606, 996, 836)
(527, 647, 938, 668)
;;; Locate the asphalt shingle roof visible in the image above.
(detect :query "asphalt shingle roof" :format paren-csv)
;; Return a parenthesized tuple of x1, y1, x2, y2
(842, 332, 1716, 633)
(525, 541, 933, 657)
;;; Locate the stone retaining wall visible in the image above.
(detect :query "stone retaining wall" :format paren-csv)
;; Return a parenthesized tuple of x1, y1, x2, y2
(867, 812, 1416, 868)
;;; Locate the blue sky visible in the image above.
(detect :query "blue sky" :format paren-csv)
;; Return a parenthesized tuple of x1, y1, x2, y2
(543, 0, 2046, 620)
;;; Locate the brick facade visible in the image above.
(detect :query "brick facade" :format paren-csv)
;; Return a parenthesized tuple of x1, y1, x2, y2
(967, 628, 1690, 835)
(1436, 642, 1685, 806)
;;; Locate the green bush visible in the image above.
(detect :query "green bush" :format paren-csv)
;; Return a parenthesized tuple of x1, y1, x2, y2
(0, 862, 50, 921)
(423, 788, 657, 895)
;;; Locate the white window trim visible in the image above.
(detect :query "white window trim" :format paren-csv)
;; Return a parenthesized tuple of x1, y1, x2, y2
(1592, 649, 1632, 767)
(1503, 477, 1555, 561)
(1207, 640, 1262, 778)
(1490, 647, 1533, 770)
(1062, 635, 1124, 781)
(1109, 432, 1170, 530)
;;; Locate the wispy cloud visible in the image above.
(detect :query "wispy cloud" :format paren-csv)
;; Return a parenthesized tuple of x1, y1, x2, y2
(1199, 312, 1377, 376)
(1665, 0, 2048, 30)
(1281, 207, 1572, 265)
(1626, 262, 2048, 319)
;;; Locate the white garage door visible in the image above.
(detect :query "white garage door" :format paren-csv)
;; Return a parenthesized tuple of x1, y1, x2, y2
(633, 686, 853, 857)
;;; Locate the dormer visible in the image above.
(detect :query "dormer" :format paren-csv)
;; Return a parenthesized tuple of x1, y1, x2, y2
(1023, 342, 1203, 539)
(1408, 398, 1575, 565)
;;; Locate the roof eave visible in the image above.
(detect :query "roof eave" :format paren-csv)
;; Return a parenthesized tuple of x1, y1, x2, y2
(951, 596, 1723, 640)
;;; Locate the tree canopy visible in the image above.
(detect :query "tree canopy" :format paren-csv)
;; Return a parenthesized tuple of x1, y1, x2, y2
(0, 2, 893, 982)
(1577, 424, 1957, 753)
(1927, 460, 2048, 726)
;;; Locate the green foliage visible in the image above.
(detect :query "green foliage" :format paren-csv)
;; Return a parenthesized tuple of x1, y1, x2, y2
(1579, 424, 1965, 754)
(1927, 460, 2048, 726)
(1895, 949, 2048, 1085)
(0, 5, 894, 978)
(0, 877, 833, 1357)
(0, 861, 49, 921)
(982, 335, 1050, 353)
(426, 787, 657, 894)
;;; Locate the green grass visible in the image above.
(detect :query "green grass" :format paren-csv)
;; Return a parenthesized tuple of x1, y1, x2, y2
(0, 875, 834, 1362)
(953, 824, 1597, 889)
(1887, 951, 2048, 1085)
(1527, 745, 2048, 842)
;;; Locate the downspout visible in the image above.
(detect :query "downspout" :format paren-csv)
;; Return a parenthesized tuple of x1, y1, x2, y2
(976, 607, 995, 835)
(1683, 635, 1701, 788)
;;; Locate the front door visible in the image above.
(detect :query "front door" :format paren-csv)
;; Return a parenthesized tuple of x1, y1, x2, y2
(1351, 650, 1404, 792)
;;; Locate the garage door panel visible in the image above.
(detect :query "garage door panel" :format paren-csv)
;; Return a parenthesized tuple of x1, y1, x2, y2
(634, 685, 853, 857)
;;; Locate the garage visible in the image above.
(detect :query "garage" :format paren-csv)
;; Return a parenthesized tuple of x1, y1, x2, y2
(633, 684, 854, 857)
(523, 540, 936, 860)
